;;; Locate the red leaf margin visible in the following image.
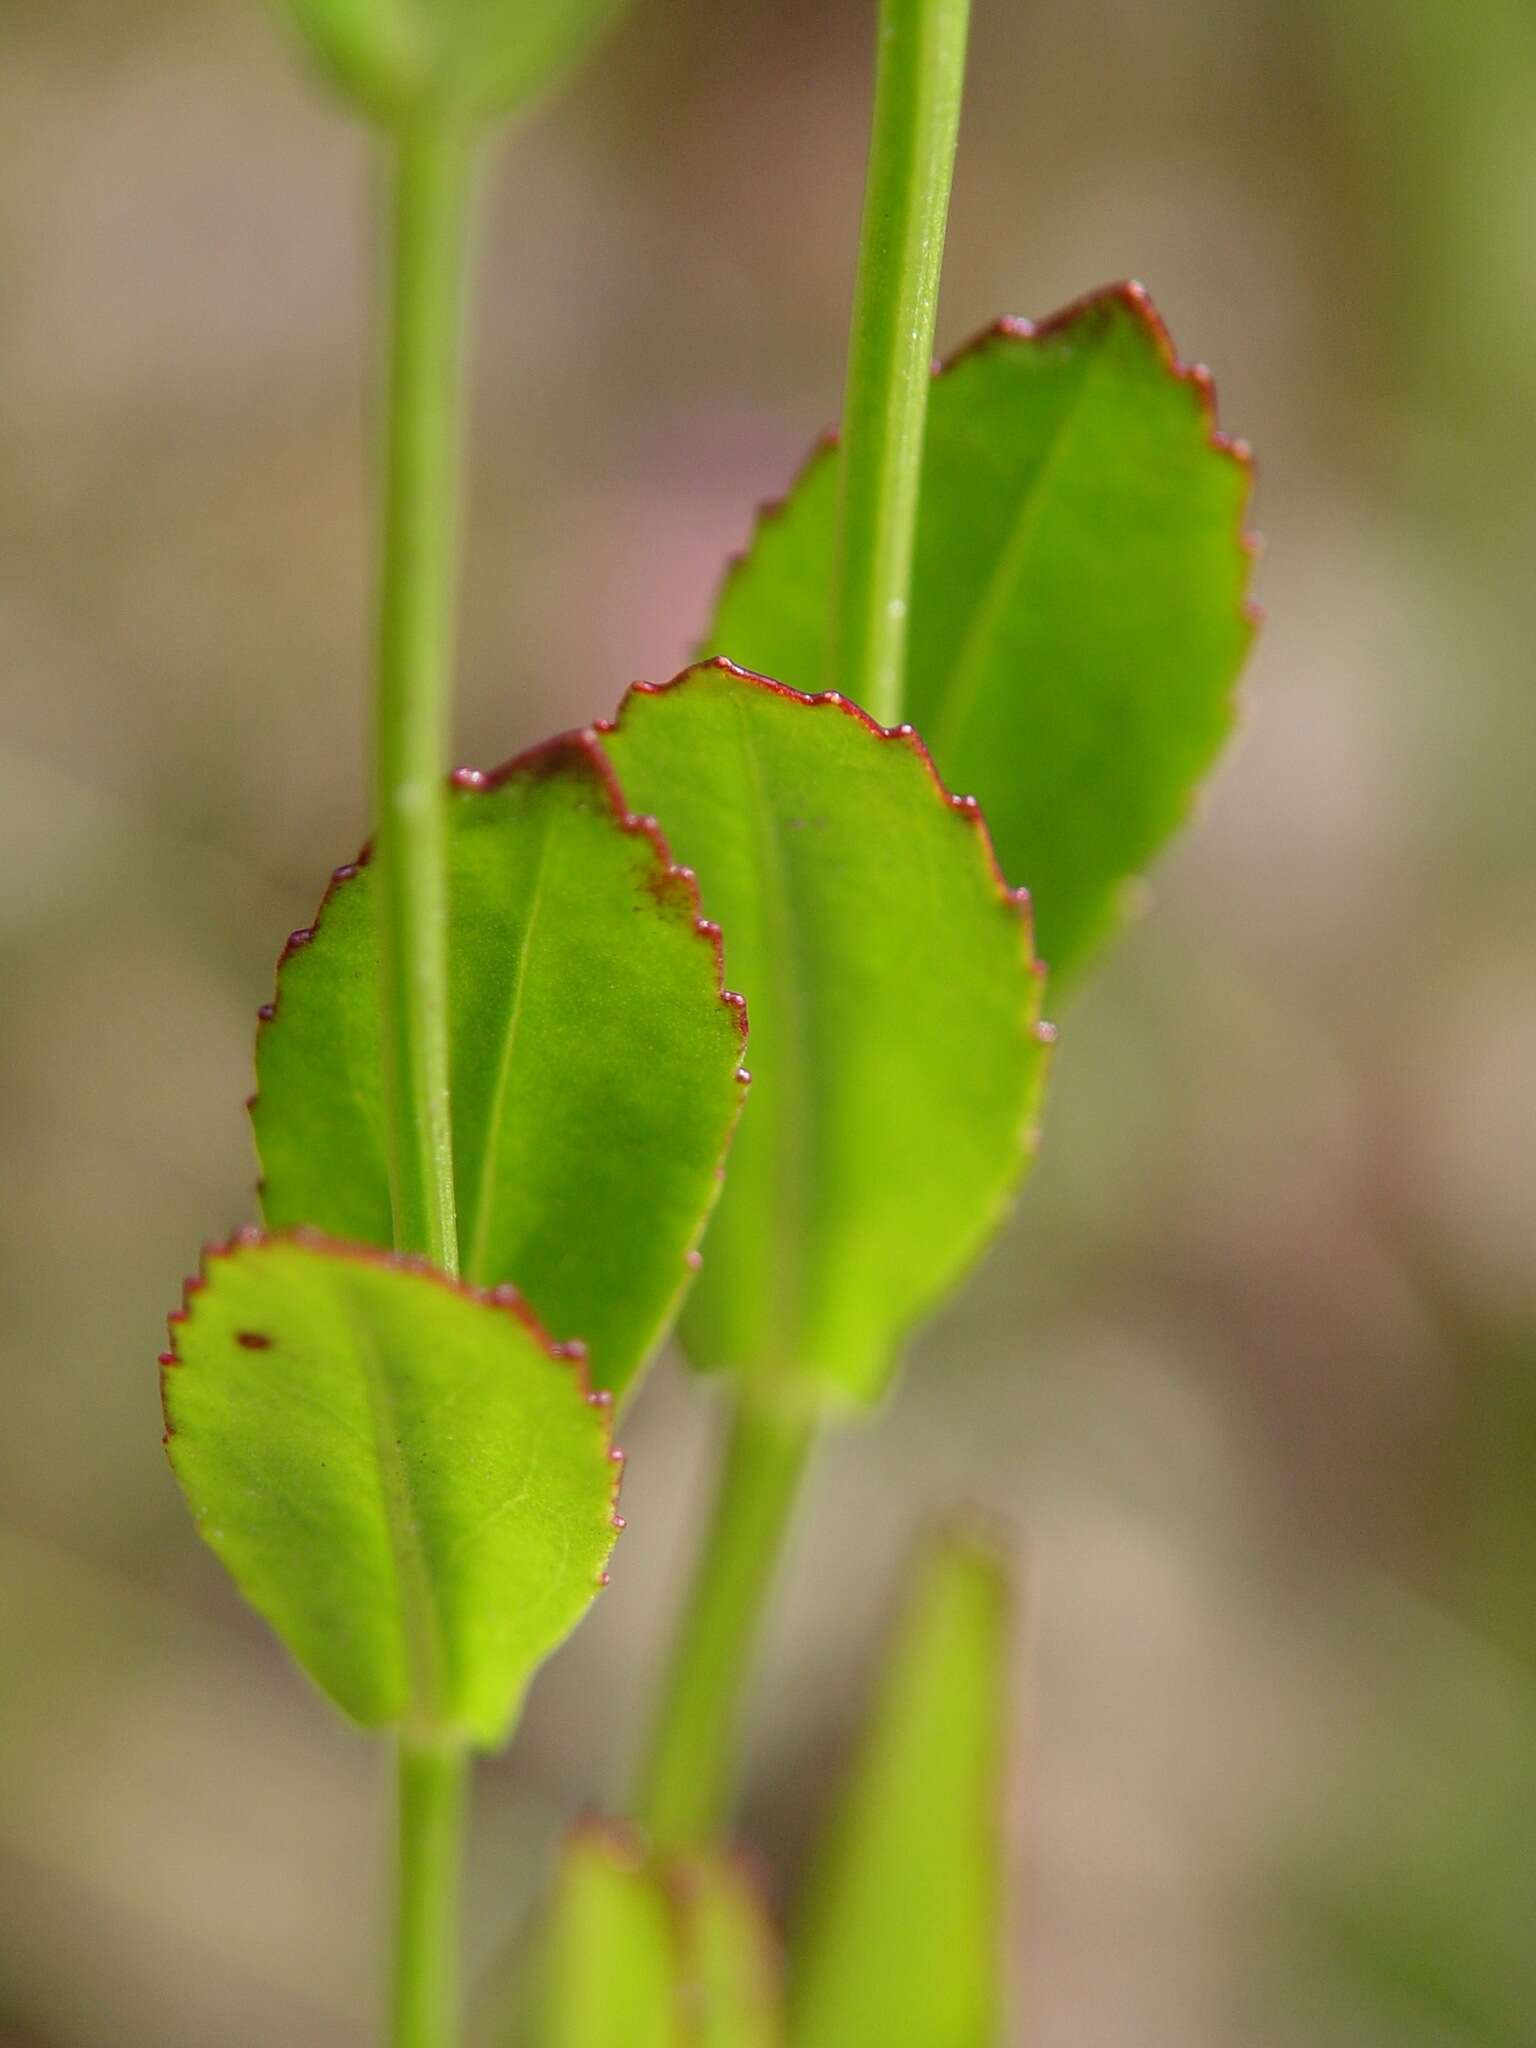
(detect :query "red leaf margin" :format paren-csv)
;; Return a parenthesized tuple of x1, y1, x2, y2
(252, 726, 750, 1081)
(591, 655, 1058, 1070)
(707, 276, 1260, 649)
(160, 1226, 628, 1578)
(246, 728, 754, 1322)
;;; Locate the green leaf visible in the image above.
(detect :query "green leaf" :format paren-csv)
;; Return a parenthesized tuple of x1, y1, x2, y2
(520, 1827, 784, 2048)
(281, 0, 631, 127)
(789, 1529, 1012, 2048)
(252, 733, 748, 1400)
(598, 660, 1050, 1413)
(161, 1232, 621, 1746)
(707, 283, 1256, 986)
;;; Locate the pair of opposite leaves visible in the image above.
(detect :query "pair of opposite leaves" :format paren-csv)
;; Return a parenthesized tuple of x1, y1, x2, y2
(164, 288, 1255, 1748)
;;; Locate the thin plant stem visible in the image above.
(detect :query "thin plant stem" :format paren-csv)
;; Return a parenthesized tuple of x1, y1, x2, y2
(633, 0, 973, 1854)
(373, 111, 482, 2048)
(374, 114, 480, 1279)
(827, 0, 972, 725)
(633, 1396, 817, 1848)
(392, 1736, 470, 2048)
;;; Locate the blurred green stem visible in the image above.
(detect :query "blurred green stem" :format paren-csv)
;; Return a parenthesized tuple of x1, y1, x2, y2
(827, 0, 971, 724)
(374, 112, 481, 2047)
(393, 1736, 469, 2048)
(634, 1396, 816, 1847)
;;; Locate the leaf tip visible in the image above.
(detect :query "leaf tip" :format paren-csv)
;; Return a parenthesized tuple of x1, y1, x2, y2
(568, 1809, 649, 1867)
(950, 279, 1260, 618)
(469, 721, 754, 1059)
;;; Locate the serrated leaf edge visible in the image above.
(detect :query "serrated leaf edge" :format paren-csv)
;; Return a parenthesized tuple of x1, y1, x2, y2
(591, 660, 1058, 1405)
(246, 729, 753, 1344)
(594, 655, 1057, 1072)
(251, 728, 750, 1097)
(446, 729, 752, 1056)
(706, 277, 1260, 652)
(158, 1226, 627, 1568)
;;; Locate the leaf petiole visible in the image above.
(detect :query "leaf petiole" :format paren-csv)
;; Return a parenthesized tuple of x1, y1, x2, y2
(393, 1735, 470, 2048)
(633, 1395, 816, 1848)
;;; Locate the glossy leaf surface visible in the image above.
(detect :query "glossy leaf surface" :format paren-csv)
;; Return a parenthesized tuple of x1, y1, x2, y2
(162, 1234, 619, 1746)
(253, 735, 747, 1399)
(790, 1530, 1012, 2048)
(600, 661, 1049, 1412)
(523, 1827, 784, 2048)
(708, 283, 1256, 985)
(282, 0, 630, 126)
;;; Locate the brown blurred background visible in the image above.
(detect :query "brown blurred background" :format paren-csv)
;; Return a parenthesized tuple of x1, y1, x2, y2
(4, 0, 1536, 2041)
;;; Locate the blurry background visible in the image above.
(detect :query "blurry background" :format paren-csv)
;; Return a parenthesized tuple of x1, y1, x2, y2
(3, 0, 1536, 2040)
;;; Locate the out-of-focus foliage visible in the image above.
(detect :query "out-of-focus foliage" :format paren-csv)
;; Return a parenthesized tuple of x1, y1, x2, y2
(790, 1530, 1010, 2048)
(519, 1827, 783, 2046)
(520, 1826, 679, 2048)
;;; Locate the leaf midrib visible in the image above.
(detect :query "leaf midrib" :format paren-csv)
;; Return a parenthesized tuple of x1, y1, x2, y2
(928, 336, 1109, 762)
(351, 1286, 446, 1727)
(730, 687, 817, 1370)
(463, 796, 558, 1287)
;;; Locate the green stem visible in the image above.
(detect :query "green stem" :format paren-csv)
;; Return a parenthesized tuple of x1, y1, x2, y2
(374, 114, 480, 1278)
(633, 0, 973, 1854)
(633, 1395, 817, 1849)
(392, 1736, 470, 2048)
(827, 0, 972, 725)
(374, 112, 480, 2048)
